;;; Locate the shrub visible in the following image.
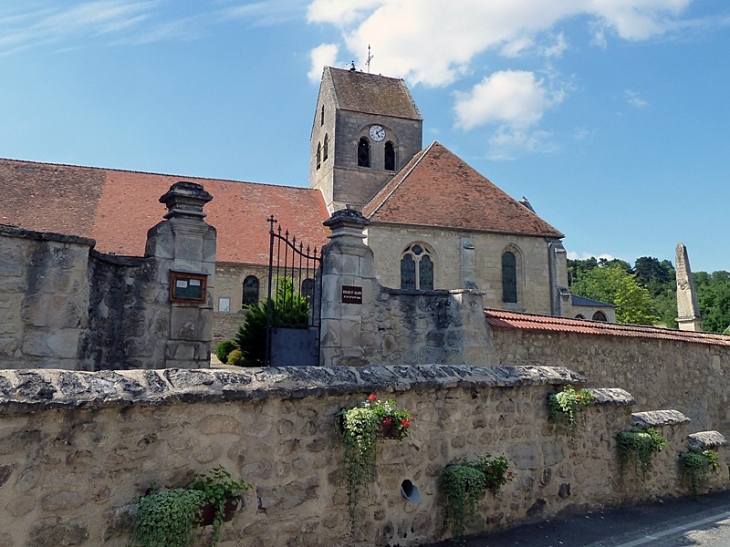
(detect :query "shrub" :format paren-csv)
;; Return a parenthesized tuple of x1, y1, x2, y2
(548, 384, 596, 443)
(679, 449, 719, 494)
(235, 278, 309, 366)
(215, 340, 237, 364)
(226, 349, 243, 366)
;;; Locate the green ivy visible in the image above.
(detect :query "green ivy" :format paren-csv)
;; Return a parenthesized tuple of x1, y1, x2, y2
(548, 384, 596, 443)
(679, 449, 719, 495)
(131, 467, 251, 547)
(337, 394, 412, 538)
(441, 455, 514, 540)
(616, 428, 667, 476)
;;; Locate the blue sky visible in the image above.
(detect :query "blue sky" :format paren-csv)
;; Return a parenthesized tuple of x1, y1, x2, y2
(1, 0, 729, 273)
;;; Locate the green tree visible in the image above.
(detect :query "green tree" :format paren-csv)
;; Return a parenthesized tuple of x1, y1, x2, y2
(570, 265, 660, 325)
(694, 271, 730, 333)
(235, 278, 310, 366)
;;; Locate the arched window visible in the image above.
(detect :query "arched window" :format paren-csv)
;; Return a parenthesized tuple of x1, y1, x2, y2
(357, 137, 370, 167)
(301, 278, 314, 301)
(384, 141, 395, 171)
(592, 311, 607, 322)
(323, 134, 329, 161)
(502, 251, 517, 303)
(242, 276, 259, 307)
(400, 244, 434, 290)
(320, 104, 324, 126)
(316, 142, 321, 170)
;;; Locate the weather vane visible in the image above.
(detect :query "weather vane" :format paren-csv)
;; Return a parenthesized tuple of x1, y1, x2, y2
(366, 45, 374, 73)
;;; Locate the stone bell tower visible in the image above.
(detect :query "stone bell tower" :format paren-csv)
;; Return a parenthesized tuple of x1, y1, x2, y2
(310, 66, 423, 213)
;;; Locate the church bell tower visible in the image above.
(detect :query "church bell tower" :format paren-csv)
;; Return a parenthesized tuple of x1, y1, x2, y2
(310, 66, 423, 213)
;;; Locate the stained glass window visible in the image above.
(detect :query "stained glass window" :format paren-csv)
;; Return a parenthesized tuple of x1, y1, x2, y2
(502, 252, 517, 303)
(400, 244, 434, 290)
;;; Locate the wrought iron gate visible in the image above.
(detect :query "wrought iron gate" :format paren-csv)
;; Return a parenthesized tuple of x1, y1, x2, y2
(265, 215, 322, 367)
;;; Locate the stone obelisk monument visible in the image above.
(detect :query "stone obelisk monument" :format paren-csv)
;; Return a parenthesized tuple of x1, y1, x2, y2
(675, 242, 702, 332)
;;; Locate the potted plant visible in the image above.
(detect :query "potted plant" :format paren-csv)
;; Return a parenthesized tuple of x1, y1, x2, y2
(336, 394, 413, 534)
(131, 466, 251, 547)
(441, 454, 514, 539)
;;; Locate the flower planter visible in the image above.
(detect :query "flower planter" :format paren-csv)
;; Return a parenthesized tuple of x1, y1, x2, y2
(195, 496, 242, 526)
(379, 421, 398, 439)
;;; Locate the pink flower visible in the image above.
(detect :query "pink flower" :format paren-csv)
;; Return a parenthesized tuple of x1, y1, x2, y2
(507, 472, 514, 478)
(382, 417, 393, 425)
(400, 419, 410, 428)
(368, 394, 377, 402)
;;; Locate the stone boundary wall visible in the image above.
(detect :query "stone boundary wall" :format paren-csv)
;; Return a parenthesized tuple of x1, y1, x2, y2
(0, 225, 94, 370)
(1, 365, 726, 547)
(486, 328, 730, 435)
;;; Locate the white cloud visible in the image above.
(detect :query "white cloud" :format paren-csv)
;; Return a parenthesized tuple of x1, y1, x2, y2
(308, 43, 339, 82)
(624, 89, 648, 107)
(454, 70, 561, 131)
(487, 127, 558, 161)
(306, 0, 694, 87)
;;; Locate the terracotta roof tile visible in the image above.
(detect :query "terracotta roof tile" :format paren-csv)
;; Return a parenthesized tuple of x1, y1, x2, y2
(362, 142, 564, 238)
(0, 158, 330, 264)
(327, 67, 422, 120)
(484, 309, 730, 347)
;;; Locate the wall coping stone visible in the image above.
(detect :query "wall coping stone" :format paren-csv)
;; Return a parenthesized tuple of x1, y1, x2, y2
(0, 223, 96, 247)
(90, 248, 148, 266)
(688, 431, 728, 450)
(0, 365, 584, 415)
(632, 409, 691, 428)
(592, 387, 636, 406)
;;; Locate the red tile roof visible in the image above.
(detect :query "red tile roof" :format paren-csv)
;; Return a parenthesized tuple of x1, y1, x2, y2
(484, 309, 730, 347)
(327, 67, 422, 120)
(0, 158, 330, 264)
(362, 142, 564, 238)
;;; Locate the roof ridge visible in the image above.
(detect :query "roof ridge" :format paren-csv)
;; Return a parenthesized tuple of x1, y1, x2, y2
(0, 157, 314, 192)
(364, 141, 437, 218)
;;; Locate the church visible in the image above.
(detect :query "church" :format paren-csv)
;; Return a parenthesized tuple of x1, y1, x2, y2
(0, 66, 614, 341)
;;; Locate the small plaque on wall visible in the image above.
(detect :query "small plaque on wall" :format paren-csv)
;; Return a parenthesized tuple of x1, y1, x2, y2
(170, 271, 208, 303)
(342, 285, 362, 304)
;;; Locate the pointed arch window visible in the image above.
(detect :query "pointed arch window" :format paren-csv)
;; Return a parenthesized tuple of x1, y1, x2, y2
(316, 142, 321, 170)
(401, 244, 434, 290)
(320, 104, 324, 126)
(323, 134, 329, 161)
(357, 137, 370, 167)
(243, 276, 259, 307)
(502, 251, 517, 303)
(384, 141, 395, 171)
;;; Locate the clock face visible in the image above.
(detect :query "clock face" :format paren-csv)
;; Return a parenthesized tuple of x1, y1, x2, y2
(369, 125, 386, 142)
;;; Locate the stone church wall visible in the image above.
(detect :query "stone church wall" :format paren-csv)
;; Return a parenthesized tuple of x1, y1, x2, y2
(0, 365, 723, 547)
(365, 225, 556, 314)
(486, 328, 730, 434)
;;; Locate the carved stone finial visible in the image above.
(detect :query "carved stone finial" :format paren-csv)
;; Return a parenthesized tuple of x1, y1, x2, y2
(159, 182, 213, 220)
(675, 242, 702, 332)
